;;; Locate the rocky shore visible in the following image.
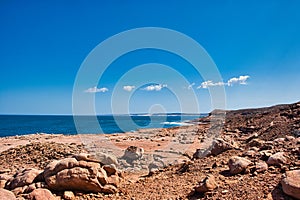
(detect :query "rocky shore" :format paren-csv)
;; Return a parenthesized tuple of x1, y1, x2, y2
(0, 102, 299, 199)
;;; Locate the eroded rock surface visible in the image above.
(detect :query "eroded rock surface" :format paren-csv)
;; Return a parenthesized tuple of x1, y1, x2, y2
(44, 156, 120, 193)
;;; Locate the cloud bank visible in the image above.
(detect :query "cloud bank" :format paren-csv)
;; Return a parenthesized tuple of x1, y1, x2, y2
(197, 75, 250, 89)
(84, 86, 108, 93)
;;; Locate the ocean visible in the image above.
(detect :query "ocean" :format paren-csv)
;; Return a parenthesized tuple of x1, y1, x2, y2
(0, 114, 205, 137)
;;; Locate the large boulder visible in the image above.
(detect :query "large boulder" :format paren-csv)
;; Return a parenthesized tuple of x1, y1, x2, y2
(228, 156, 252, 175)
(281, 170, 300, 199)
(43, 156, 119, 193)
(6, 168, 43, 190)
(0, 188, 16, 200)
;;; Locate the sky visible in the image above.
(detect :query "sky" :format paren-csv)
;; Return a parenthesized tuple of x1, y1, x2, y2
(0, 1, 300, 114)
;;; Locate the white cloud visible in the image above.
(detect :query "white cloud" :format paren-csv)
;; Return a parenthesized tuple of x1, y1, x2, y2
(123, 85, 135, 92)
(197, 75, 250, 89)
(84, 86, 108, 93)
(142, 84, 167, 91)
(187, 83, 195, 90)
(227, 75, 250, 86)
(197, 81, 226, 89)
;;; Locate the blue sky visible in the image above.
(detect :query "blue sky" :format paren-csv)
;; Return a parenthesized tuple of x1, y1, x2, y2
(0, 1, 299, 114)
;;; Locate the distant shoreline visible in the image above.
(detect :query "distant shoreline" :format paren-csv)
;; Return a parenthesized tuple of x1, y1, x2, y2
(0, 114, 204, 137)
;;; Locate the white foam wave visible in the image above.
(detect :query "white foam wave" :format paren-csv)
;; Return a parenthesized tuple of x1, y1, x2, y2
(161, 121, 192, 126)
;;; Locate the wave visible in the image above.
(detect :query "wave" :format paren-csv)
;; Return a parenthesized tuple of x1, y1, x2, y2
(160, 121, 192, 126)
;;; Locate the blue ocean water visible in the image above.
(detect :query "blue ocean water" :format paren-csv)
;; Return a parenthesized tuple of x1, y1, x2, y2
(0, 114, 205, 137)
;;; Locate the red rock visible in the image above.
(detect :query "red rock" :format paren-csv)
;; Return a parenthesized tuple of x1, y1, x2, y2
(44, 156, 118, 194)
(0, 188, 16, 200)
(255, 161, 268, 173)
(195, 175, 217, 193)
(267, 152, 287, 166)
(228, 156, 252, 175)
(6, 168, 42, 190)
(281, 170, 300, 199)
(63, 191, 75, 200)
(29, 188, 56, 200)
(103, 164, 117, 176)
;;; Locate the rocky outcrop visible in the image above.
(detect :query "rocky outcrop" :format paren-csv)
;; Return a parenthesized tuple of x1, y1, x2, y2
(43, 155, 120, 193)
(6, 168, 43, 190)
(281, 170, 300, 199)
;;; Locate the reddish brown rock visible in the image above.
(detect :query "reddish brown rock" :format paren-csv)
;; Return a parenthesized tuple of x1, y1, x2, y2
(193, 138, 235, 158)
(107, 175, 121, 187)
(29, 188, 56, 200)
(228, 156, 252, 175)
(210, 138, 235, 156)
(63, 191, 75, 200)
(0, 174, 11, 188)
(44, 156, 119, 193)
(267, 152, 287, 166)
(0, 188, 16, 200)
(101, 184, 118, 194)
(6, 168, 43, 190)
(195, 175, 217, 193)
(255, 160, 268, 173)
(103, 164, 117, 176)
(281, 170, 300, 199)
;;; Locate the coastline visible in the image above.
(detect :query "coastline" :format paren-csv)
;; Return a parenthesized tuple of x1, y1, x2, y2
(0, 101, 299, 199)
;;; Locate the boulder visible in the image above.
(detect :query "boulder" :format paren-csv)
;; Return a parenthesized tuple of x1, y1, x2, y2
(6, 168, 43, 190)
(195, 175, 217, 193)
(228, 156, 252, 175)
(44, 156, 119, 193)
(29, 188, 56, 200)
(281, 170, 300, 199)
(123, 146, 144, 161)
(0, 188, 16, 200)
(267, 152, 287, 166)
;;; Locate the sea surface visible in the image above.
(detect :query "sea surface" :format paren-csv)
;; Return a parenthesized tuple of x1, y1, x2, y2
(0, 114, 205, 137)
